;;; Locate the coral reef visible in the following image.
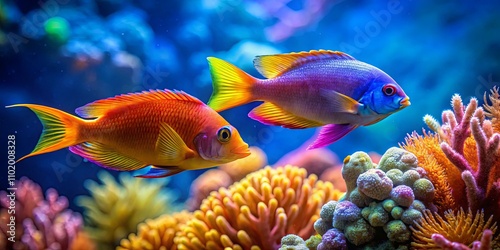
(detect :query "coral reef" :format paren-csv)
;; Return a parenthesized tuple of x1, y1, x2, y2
(118, 211, 192, 250)
(432, 229, 494, 250)
(77, 171, 180, 249)
(0, 177, 94, 250)
(411, 208, 499, 249)
(175, 165, 343, 250)
(402, 89, 500, 219)
(311, 147, 436, 248)
(187, 146, 267, 210)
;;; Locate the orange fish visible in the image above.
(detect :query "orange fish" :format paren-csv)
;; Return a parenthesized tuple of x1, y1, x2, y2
(7, 89, 251, 178)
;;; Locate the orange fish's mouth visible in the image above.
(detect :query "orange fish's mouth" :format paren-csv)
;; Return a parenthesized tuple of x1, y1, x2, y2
(231, 144, 251, 158)
(400, 97, 411, 108)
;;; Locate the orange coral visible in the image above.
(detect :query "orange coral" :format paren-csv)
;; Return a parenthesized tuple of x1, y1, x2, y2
(402, 131, 459, 212)
(117, 211, 192, 250)
(175, 166, 344, 250)
(411, 208, 500, 249)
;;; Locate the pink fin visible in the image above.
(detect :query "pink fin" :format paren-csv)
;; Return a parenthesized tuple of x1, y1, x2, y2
(134, 166, 184, 178)
(307, 124, 358, 149)
(75, 89, 203, 118)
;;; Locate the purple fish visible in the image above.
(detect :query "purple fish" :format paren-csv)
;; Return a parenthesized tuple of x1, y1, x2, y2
(207, 50, 410, 149)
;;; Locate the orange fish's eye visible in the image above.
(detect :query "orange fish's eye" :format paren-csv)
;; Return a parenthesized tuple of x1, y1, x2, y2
(217, 126, 232, 143)
(382, 84, 397, 96)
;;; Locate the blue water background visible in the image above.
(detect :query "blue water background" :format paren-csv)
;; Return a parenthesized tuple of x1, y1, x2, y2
(1, 0, 499, 212)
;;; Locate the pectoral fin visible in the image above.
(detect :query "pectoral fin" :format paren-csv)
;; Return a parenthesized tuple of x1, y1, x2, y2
(134, 166, 185, 178)
(249, 102, 324, 129)
(307, 124, 358, 149)
(69, 142, 147, 171)
(320, 89, 360, 114)
(156, 123, 195, 163)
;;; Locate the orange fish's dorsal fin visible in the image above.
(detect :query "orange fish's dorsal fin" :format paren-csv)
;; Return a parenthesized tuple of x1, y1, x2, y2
(76, 89, 203, 118)
(248, 102, 324, 129)
(156, 123, 195, 163)
(253, 50, 356, 79)
(69, 142, 147, 171)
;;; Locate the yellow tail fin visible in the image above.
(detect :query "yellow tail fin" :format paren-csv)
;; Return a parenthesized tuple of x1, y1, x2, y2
(6, 104, 85, 161)
(207, 57, 257, 112)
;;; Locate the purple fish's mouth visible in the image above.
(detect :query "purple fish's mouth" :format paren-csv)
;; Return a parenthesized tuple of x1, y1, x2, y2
(400, 97, 411, 108)
(231, 144, 251, 158)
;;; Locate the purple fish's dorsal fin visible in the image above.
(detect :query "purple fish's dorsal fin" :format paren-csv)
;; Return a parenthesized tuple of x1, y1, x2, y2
(75, 89, 203, 118)
(249, 102, 324, 129)
(307, 124, 358, 149)
(253, 50, 356, 79)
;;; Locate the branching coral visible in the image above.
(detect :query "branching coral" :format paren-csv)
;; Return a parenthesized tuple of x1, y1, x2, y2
(0, 177, 95, 250)
(77, 171, 180, 249)
(411, 208, 500, 249)
(175, 165, 343, 250)
(402, 89, 500, 218)
(312, 147, 436, 248)
(117, 211, 192, 250)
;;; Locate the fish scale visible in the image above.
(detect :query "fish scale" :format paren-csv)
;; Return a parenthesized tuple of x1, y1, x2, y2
(8, 89, 250, 178)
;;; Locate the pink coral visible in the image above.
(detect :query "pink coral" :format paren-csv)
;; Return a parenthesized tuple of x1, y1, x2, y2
(0, 177, 95, 250)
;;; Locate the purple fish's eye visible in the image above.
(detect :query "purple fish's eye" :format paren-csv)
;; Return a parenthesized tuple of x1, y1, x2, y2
(217, 126, 232, 143)
(382, 84, 397, 96)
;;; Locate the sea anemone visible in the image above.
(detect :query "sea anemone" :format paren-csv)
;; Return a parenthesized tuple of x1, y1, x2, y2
(411, 208, 500, 249)
(175, 165, 343, 250)
(77, 171, 181, 249)
(118, 211, 192, 250)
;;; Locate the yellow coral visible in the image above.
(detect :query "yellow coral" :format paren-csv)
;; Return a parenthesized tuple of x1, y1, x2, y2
(77, 171, 180, 249)
(484, 86, 500, 133)
(175, 165, 344, 250)
(118, 211, 192, 250)
(411, 208, 500, 249)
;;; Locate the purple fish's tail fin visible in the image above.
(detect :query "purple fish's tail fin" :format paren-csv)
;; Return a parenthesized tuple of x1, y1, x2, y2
(207, 57, 257, 112)
(307, 124, 357, 149)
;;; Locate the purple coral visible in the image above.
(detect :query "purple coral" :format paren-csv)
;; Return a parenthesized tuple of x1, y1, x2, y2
(317, 228, 347, 250)
(333, 201, 361, 230)
(390, 185, 415, 207)
(314, 147, 436, 248)
(0, 178, 90, 250)
(21, 189, 83, 249)
(357, 169, 393, 200)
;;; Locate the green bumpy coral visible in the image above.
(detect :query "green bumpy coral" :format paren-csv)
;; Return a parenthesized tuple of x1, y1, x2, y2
(77, 171, 181, 250)
(312, 147, 436, 248)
